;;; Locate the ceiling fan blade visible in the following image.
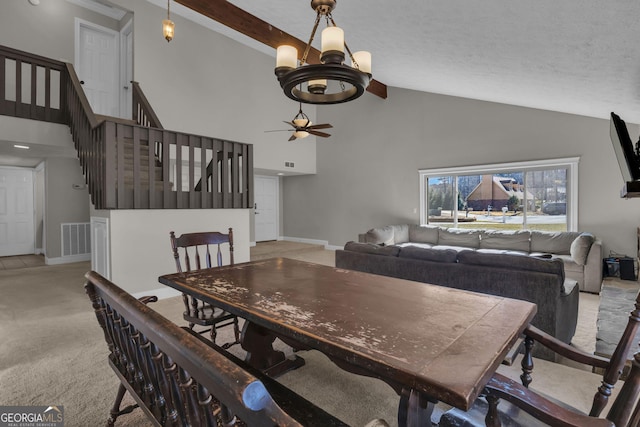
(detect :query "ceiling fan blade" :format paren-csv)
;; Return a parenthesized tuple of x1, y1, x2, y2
(264, 129, 292, 133)
(306, 123, 333, 130)
(308, 130, 331, 138)
(288, 134, 297, 141)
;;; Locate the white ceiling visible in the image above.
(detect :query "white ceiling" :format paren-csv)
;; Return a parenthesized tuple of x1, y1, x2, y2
(208, 0, 640, 122)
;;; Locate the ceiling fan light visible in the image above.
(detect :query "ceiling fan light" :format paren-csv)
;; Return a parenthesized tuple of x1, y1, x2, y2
(293, 118, 311, 127)
(352, 51, 372, 74)
(276, 45, 298, 69)
(293, 130, 310, 139)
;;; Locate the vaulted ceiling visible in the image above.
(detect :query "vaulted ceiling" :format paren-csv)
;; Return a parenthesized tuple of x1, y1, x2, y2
(169, 0, 640, 122)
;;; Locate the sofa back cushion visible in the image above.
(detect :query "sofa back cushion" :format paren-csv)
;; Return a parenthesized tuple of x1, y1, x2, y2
(479, 230, 531, 252)
(399, 246, 458, 263)
(363, 224, 410, 245)
(457, 250, 564, 279)
(438, 228, 482, 249)
(570, 232, 595, 265)
(344, 241, 401, 256)
(409, 225, 439, 244)
(530, 231, 581, 255)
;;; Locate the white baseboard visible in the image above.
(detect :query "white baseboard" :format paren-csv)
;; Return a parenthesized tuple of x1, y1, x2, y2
(133, 286, 182, 300)
(45, 253, 91, 265)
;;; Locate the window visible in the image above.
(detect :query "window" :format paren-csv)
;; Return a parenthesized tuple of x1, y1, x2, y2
(419, 158, 579, 232)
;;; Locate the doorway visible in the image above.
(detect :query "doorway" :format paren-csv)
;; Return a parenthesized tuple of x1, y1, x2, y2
(75, 19, 120, 117)
(0, 167, 35, 257)
(254, 176, 279, 242)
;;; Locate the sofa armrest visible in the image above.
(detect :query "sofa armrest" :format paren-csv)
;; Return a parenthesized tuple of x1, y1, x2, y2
(583, 239, 603, 293)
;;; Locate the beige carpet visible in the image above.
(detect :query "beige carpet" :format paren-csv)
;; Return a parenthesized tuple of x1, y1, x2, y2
(0, 242, 625, 426)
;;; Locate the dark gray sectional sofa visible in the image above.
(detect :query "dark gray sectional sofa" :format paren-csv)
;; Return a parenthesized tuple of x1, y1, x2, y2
(335, 240, 579, 362)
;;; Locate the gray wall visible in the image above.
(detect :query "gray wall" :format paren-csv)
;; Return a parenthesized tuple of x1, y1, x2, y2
(283, 87, 640, 258)
(0, 0, 120, 63)
(45, 158, 90, 258)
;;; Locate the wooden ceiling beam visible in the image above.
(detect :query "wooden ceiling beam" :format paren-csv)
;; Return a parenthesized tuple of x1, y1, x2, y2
(175, 0, 387, 100)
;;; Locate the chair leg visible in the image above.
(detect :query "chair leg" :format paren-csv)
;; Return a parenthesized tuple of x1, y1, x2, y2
(107, 384, 139, 427)
(520, 336, 534, 388)
(210, 323, 218, 345)
(232, 316, 241, 345)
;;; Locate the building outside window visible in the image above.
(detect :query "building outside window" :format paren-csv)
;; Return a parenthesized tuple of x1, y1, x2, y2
(419, 158, 579, 232)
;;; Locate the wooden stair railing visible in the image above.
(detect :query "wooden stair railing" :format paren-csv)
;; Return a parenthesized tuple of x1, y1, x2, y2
(0, 44, 253, 210)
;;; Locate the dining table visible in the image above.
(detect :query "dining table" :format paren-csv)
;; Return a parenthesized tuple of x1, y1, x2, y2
(158, 257, 537, 426)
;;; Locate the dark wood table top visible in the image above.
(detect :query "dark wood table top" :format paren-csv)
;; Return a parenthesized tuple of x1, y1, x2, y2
(159, 257, 537, 410)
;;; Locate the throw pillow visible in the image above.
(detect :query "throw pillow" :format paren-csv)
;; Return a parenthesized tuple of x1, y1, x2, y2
(570, 233, 595, 265)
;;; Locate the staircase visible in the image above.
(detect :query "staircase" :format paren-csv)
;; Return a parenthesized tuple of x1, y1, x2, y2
(0, 45, 253, 210)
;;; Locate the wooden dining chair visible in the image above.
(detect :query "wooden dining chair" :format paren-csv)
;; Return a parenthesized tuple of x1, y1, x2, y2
(438, 290, 640, 427)
(439, 351, 640, 427)
(169, 229, 241, 349)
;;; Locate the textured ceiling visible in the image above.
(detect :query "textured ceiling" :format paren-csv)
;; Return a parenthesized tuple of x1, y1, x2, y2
(207, 0, 640, 122)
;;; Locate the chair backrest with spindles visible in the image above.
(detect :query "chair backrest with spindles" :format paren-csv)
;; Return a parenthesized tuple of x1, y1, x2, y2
(170, 229, 234, 273)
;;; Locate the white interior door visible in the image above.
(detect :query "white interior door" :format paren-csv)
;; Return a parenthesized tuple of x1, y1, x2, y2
(254, 176, 278, 242)
(0, 167, 35, 257)
(120, 20, 133, 120)
(75, 19, 119, 117)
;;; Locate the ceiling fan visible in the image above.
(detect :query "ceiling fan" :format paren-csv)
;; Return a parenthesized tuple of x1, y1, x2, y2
(266, 103, 333, 141)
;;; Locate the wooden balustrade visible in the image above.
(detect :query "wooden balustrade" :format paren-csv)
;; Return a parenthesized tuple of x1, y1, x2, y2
(0, 44, 253, 210)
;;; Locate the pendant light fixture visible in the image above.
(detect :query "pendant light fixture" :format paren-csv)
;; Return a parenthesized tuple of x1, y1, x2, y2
(162, 0, 175, 42)
(274, 0, 371, 105)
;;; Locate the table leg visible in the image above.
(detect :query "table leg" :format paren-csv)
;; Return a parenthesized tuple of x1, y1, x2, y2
(241, 321, 305, 377)
(398, 388, 435, 427)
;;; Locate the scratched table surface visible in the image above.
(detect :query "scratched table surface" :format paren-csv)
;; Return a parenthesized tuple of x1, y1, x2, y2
(159, 257, 537, 410)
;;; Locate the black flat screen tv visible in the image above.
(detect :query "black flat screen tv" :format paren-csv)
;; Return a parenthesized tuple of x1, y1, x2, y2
(610, 112, 640, 182)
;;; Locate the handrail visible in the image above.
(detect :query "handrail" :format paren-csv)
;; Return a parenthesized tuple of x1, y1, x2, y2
(64, 63, 100, 129)
(131, 81, 163, 129)
(0, 44, 253, 210)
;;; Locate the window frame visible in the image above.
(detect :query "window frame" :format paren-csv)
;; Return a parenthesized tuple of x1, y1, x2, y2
(418, 157, 580, 231)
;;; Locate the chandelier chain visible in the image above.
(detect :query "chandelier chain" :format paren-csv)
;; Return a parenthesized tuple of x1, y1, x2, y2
(301, 12, 323, 65)
(328, 15, 358, 68)
(167, 0, 170, 20)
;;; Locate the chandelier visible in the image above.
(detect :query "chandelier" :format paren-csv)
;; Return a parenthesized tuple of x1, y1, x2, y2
(274, 0, 372, 105)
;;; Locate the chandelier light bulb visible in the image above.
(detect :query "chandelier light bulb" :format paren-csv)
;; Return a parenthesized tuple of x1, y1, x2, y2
(276, 45, 298, 69)
(351, 51, 372, 74)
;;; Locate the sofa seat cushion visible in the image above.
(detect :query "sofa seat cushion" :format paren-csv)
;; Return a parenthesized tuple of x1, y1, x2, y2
(476, 248, 530, 256)
(480, 230, 531, 252)
(397, 242, 434, 249)
(408, 225, 439, 245)
(398, 246, 458, 263)
(458, 250, 565, 278)
(432, 245, 475, 253)
(438, 228, 482, 249)
(552, 254, 583, 274)
(344, 241, 401, 256)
